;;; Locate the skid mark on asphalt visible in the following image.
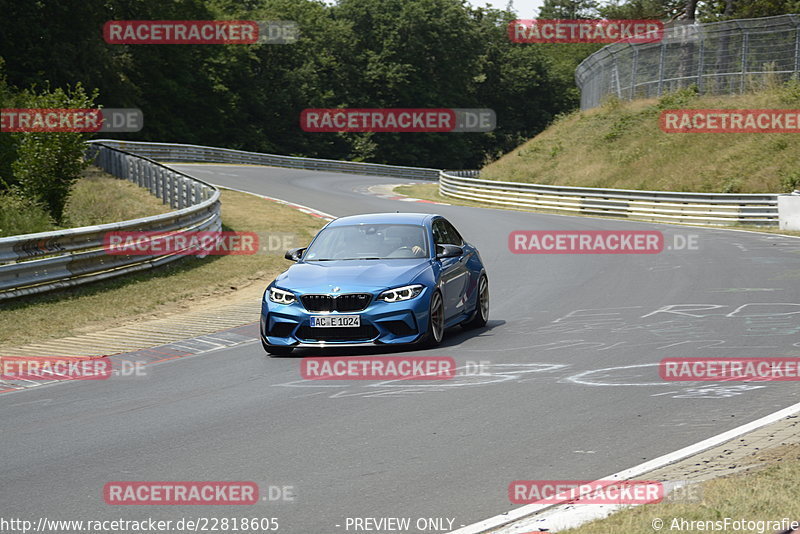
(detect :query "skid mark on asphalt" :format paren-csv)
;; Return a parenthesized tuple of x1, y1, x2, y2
(273, 362, 766, 400)
(0, 323, 259, 394)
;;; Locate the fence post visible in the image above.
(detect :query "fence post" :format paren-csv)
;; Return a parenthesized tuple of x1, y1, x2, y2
(611, 51, 621, 99)
(740, 30, 749, 93)
(630, 46, 638, 100)
(657, 41, 666, 96)
(795, 27, 800, 75)
(697, 28, 705, 91)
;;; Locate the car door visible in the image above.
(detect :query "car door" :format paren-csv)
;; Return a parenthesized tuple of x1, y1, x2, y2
(433, 218, 469, 319)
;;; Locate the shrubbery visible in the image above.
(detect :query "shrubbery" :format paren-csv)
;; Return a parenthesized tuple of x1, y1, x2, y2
(10, 85, 97, 224)
(0, 191, 54, 237)
(0, 62, 97, 232)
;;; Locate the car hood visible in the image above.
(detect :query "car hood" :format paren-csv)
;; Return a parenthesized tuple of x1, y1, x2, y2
(274, 259, 431, 293)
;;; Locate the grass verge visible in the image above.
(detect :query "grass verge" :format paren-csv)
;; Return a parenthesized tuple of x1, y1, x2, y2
(62, 166, 172, 227)
(0, 166, 171, 237)
(0, 189, 325, 348)
(558, 444, 800, 533)
(482, 82, 800, 194)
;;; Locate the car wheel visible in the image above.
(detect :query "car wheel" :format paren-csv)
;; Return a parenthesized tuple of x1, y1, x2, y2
(419, 290, 445, 348)
(262, 339, 293, 357)
(462, 274, 488, 329)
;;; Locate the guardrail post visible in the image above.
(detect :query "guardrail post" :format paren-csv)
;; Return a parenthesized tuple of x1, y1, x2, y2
(146, 163, 153, 194)
(172, 173, 179, 209)
(157, 168, 165, 203)
(180, 178, 187, 209)
(136, 159, 143, 187)
(165, 171, 173, 208)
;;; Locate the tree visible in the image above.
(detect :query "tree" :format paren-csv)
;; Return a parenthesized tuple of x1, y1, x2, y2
(11, 84, 98, 224)
(599, 0, 683, 19)
(538, 0, 600, 19)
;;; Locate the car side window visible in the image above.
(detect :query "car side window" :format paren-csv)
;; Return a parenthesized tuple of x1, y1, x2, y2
(432, 220, 448, 245)
(442, 219, 464, 246)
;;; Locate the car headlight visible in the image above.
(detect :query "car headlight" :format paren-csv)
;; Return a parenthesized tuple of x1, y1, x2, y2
(269, 287, 296, 305)
(378, 284, 424, 303)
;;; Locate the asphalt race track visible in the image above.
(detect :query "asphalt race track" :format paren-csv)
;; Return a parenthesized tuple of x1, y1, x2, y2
(2, 164, 800, 533)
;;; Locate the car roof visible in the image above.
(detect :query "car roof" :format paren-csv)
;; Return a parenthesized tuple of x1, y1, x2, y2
(325, 212, 437, 227)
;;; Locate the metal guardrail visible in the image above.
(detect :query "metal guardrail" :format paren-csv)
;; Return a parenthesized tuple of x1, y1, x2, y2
(440, 171, 779, 225)
(92, 139, 441, 181)
(87, 141, 781, 226)
(0, 138, 780, 301)
(576, 14, 800, 110)
(0, 143, 221, 300)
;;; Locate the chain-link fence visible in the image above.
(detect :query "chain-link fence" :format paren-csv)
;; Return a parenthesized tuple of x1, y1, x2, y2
(575, 14, 800, 110)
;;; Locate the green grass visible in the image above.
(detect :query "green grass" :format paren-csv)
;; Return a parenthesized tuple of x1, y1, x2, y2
(0, 193, 54, 237)
(0, 189, 325, 348)
(61, 166, 172, 227)
(482, 81, 800, 194)
(0, 166, 171, 237)
(557, 444, 800, 534)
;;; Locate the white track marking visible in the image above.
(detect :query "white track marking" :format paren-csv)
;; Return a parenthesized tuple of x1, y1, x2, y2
(447, 399, 800, 534)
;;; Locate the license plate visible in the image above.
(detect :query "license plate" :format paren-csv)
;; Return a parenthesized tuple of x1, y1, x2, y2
(310, 315, 361, 328)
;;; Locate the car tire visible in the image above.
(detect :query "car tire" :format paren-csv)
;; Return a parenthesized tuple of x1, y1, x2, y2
(262, 339, 294, 357)
(418, 290, 445, 349)
(462, 274, 489, 330)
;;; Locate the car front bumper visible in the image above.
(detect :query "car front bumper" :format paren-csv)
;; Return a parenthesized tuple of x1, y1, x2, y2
(260, 288, 432, 347)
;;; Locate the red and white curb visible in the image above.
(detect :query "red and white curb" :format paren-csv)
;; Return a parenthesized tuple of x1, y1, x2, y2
(362, 183, 450, 205)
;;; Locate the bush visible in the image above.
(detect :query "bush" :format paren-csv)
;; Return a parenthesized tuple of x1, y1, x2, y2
(11, 84, 98, 224)
(656, 84, 700, 109)
(781, 170, 800, 192)
(0, 191, 55, 237)
(776, 77, 800, 105)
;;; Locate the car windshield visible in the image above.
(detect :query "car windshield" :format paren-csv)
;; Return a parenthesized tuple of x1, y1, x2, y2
(304, 223, 428, 261)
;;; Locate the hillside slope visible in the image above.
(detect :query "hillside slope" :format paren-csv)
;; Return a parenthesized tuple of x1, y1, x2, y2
(481, 82, 800, 193)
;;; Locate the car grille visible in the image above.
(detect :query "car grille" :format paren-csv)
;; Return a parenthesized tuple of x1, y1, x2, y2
(300, 293, 372, 312)
(296, 325, 379, 342)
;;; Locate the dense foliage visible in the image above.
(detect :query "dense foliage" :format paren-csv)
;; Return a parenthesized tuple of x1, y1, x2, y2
(1, 0, 798, 229)
(0, 0, 589, 170)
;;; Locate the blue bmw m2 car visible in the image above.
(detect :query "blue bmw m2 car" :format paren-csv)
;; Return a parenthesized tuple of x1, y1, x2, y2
(260, 213, 488, 355)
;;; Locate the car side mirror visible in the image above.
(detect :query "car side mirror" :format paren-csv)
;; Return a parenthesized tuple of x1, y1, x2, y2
(436, 244, 463, 259)
(285, 247, 306, 261)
